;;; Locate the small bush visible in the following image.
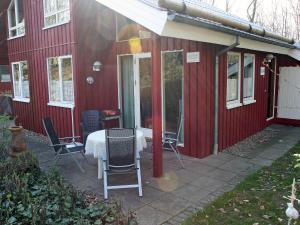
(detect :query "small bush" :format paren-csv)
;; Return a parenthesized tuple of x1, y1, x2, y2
(0, 152, 136, 225)
(0, 115, 12, 161)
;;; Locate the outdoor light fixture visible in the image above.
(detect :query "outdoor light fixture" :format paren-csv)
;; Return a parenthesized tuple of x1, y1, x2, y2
(93, 61, 102, 72)
(265, 54, 274, 63)
(86, 76, 94, 85)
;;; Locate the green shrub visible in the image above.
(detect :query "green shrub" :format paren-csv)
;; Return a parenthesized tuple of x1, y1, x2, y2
(0, 115, 11, 161)
(0, 151, 136, 225)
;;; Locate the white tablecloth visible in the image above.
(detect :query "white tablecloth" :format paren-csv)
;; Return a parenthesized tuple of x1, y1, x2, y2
(85, 130, 147, 179)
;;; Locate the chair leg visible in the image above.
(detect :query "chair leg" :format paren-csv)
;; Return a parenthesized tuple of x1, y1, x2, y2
(81, 151, 88, 161)
(103, 161, 108, 199)
(70, 153, 85, 173)
(137, 159, 143, 197)
(169, 142, 185, 169)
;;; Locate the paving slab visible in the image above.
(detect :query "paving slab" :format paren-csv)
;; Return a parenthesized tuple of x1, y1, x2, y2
(149, 193, 191, 215)
(135, 205, 171, 225)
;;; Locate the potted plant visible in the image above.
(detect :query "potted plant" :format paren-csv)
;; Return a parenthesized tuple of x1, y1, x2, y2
(9, 125, 27, 157)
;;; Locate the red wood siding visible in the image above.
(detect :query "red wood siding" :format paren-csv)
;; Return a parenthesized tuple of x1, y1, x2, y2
(0, 0, 10, 93)
(7, 0, 76, 137)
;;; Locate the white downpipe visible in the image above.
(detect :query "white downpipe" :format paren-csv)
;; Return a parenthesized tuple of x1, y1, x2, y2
(71, 106, 75, 142)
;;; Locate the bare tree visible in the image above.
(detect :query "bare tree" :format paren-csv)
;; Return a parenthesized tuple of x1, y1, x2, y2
(289, 0, 300, 40)
(225, 0, 232, 12)
(247, 0, 258, 22)
(202, 0, 216, 6)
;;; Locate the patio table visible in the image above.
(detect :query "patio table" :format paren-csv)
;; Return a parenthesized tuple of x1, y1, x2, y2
(85, 129, 147, 179)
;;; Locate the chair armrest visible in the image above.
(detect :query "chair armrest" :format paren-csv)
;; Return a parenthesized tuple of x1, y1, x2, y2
(165, 131, 176, 135)
(50, 143, 66, 147)
(59, 136, 81, 141)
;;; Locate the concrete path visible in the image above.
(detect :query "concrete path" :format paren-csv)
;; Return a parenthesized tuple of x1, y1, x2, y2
(26, 125, 300, 225)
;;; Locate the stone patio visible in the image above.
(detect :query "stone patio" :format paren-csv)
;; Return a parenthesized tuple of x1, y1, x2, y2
(27, 124, 300, 225)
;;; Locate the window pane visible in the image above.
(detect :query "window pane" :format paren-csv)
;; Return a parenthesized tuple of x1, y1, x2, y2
(48, 58, 60, 102)
(9, 1, 16, 27)
(227, 54, 240, 102)
(61, 58, 73, 102)
(17, 0, 24, 23)
(45, 0, 56, 14)
(163, 52, 184, 142)
(17, 25, 25, 36)
(45, 15, 57, 27)
(13, 64, 20, 97)
(58, 10, 70, 23)
(57, 0, 69, 11)
(21, 62, 30, 98)
(0, 65, 10, 82)
(243, 55, 254, 99)
(117, 15, 140, 41)
(10, 28, 17, 37)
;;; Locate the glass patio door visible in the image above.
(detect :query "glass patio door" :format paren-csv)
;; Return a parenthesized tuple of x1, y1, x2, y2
(134, 53, 152, 138)
(119, 53, 152, 138)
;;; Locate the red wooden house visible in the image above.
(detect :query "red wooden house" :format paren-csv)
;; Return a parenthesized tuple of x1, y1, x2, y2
(3, 0, 300, 176)
(0, 0, 11, 94)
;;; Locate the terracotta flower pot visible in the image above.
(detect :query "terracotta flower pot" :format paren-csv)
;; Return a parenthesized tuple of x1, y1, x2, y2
(9, 126, 27, 157)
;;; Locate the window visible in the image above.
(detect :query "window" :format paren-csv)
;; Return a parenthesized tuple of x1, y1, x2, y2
(227, 52, 241, 108)
(7, 0, 25, 38)
(43, 0, 70, 28)
(47, 56, 74, 106)
(12, 61, 30, 101)
(0, 65, 11, 82)
(162, 51, 184, 144)
(116, 14, 151, 41)
(243, 54, 256, 103)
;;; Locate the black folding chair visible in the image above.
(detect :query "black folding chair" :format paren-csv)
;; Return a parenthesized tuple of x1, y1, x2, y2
(103, 128, 142, 199)
(162, 114, 185, 168)
(81, 110, 105, 145)
(42, 117, 86, 172)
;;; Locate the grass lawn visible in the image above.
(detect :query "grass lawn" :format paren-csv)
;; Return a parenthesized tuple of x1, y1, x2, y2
(183, 143, 300, 225)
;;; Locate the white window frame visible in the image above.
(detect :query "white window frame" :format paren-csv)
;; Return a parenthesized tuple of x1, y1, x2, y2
(7, 0, 25, 39)
(43, 0, 70, 29)
(47, 55, 74, 108)
(243, 53, 256, 105)
(226, 52, 242, 109)
(11, 61, 30, 103)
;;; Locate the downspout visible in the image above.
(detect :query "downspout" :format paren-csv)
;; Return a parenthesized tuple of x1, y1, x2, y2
(213, 36, 240, 155)
(71, 106, 75, 142)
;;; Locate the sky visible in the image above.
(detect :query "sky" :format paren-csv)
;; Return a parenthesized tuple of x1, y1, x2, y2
(206, 0, 285, 20)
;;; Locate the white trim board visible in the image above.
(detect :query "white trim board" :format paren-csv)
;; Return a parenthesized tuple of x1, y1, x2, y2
(96, 0, 168, 35)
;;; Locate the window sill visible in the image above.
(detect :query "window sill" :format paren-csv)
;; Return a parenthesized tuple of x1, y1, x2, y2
(43, 21, 70, 30)
(7, 34, 25, 40)
(13, 98, 30, 103)
(226, 102, 242, 110)
(243, 99, 256, 105)
(47, 102, 74, 109)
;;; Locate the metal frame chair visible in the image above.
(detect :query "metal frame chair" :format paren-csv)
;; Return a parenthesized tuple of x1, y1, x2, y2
(42, 117, 86, 173)
(81, 110, 105, 145)
(162, 114, 185, 168)
(103, 128, 142, 199)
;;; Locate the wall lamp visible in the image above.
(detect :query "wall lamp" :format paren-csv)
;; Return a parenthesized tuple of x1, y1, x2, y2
(93, 61, 102, 72)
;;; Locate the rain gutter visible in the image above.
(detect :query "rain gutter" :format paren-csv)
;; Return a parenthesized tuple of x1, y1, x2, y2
(168, 13, 296, 49)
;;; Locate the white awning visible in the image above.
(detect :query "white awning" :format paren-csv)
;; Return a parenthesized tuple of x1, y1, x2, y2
(96, 0, 300, 61)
